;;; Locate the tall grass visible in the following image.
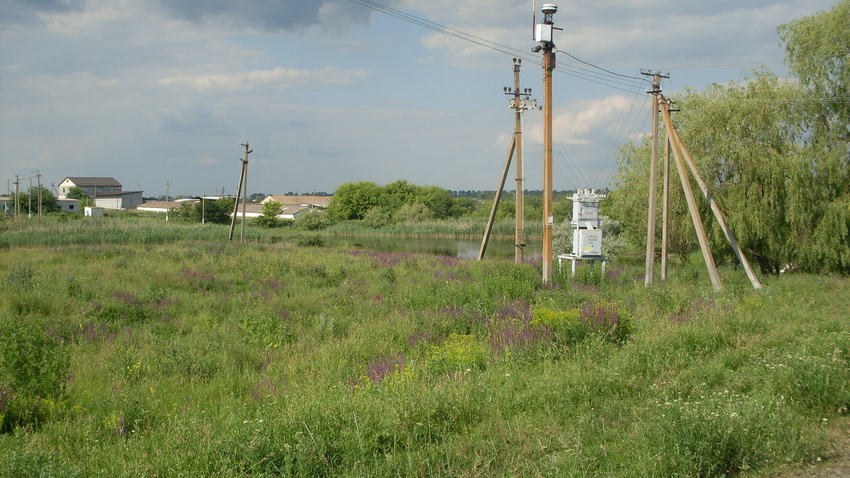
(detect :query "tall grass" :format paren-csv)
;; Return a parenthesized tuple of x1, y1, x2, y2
(0, 220, 848, 477)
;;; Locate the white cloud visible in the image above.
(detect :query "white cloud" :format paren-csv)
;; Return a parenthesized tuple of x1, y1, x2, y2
(525, 94, 644, 146)
(158, 66, 370, 91)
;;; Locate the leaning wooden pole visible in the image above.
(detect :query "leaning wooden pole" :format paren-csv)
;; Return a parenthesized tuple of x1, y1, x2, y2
(661, 134, 671, 281)
(479, 136, 516, 260)
(668, 114, 762, 290)
(660, 101, 723, 291)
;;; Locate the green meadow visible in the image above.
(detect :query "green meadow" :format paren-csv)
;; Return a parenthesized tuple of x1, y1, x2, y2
(1, 218, 848, 477)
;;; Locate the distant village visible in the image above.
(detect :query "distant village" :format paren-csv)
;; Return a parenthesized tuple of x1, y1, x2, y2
(2, 176, 332, 220)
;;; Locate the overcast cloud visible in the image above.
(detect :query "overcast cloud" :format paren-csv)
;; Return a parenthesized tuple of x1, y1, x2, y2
(0, 0, 839, 197)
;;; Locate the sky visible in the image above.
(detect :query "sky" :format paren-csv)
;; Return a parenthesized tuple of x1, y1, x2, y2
(0, 0, 839, 198)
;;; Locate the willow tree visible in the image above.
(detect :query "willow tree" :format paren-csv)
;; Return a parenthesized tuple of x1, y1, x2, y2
(778, 0, 850, 272)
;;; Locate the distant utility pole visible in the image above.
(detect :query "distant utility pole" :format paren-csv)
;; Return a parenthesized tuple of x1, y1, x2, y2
(166, 182, 170, 222)
(14, 175, 20, 217)
(534, 3, 560, 283)
(642, 71, 668, 287)
(36, 170, 42, 220)
(478, 58, 537, 263)
(229, 143, 252, 242)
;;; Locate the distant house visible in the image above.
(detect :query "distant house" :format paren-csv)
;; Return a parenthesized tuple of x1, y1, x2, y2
(260, 195, 331, 210)
(137, 197, 309, 220)
(136, 198, 197, 214)
(57, 177, 143, 210)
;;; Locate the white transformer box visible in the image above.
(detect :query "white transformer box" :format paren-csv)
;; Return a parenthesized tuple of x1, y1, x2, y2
(574, 229, 602, 257)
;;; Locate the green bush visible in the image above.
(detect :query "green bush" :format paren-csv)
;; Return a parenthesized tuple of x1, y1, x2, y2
(531, 301, 633, 345)
(427, 334, 487, 375)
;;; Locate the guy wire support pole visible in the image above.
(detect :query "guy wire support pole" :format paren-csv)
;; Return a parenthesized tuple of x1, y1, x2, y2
(535, 4, 559, 284)
(661, 99, 762, 290)
(659, 97, 723, 291)
(642, 71, 667, 287)
(661, 99, 676, 282)
(478, 136, 515, 261)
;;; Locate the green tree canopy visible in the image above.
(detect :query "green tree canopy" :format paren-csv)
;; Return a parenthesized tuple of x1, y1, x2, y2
(11, 187, 60, 215)
(327, 181, 383, 220)
(328, 180, 464, 223)
(779, 0, 850, 147)
(256, 200, 283, 228)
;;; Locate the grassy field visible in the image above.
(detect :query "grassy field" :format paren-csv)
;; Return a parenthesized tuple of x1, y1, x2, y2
(0, 218, 848, 477)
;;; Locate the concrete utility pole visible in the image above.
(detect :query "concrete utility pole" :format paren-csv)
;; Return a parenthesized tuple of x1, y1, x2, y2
(229, 143, 252, 242)
(478, 59, 536, 262)
(642, 71, 667, 287)
(510, 59, 533, 263)
(36, 170, 42, 220)
(14, 175, 20, 217)
(166, 182, 170, 222)
(534, 3, 559, 283)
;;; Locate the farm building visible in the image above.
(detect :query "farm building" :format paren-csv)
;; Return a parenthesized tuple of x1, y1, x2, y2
(57, 177, 144, 210)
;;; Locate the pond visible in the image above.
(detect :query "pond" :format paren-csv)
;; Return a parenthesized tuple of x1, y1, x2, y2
(320, 235, 543, 260)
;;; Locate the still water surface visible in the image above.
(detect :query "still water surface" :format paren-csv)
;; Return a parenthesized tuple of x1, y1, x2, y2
(320, 236, 543, 260)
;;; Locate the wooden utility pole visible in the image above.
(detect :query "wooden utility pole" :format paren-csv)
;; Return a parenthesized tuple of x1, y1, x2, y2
(642, 71, 667, 287)
(535, 4, 559, 283)
(661, 100, 762, 290)
(229, 143, 252, 242)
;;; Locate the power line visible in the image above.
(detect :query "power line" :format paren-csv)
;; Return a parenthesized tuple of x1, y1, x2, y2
(345, 0, 645, 93)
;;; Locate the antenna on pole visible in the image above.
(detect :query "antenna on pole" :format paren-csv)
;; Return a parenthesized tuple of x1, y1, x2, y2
(532, 0, 536, 40)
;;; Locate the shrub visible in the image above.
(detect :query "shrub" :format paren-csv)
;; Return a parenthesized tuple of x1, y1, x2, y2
(293, 211, 333, 231)
(531, 302, 633, 345)
(427, 334, 487, 375)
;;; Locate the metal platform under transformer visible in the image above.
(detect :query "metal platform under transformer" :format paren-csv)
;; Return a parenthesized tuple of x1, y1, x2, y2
(557, 253, 607, 277)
